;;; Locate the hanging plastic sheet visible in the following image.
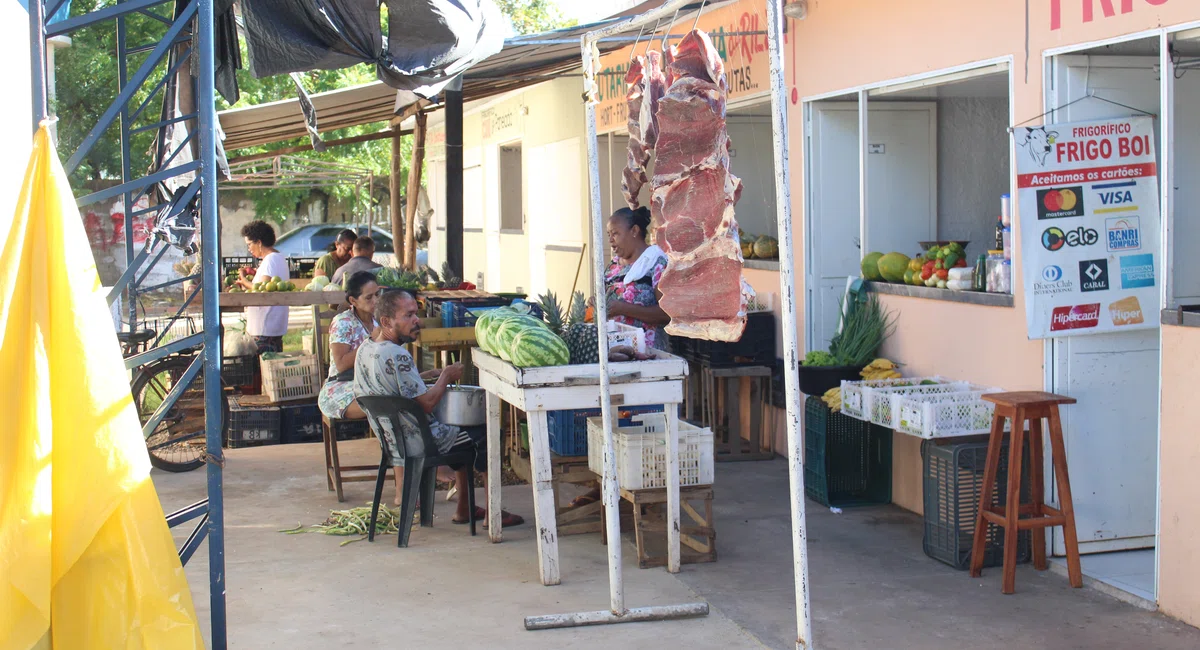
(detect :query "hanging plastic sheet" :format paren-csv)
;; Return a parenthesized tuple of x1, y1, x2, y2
(240, 0, 505, 97)
(0, 124, 204, 649)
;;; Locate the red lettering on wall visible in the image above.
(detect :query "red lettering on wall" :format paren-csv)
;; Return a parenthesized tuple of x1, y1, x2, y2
(1051, 0, 1169, 30)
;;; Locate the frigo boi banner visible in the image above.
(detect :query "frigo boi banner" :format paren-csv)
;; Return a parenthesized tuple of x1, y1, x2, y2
(1014, 116, 1159, 339)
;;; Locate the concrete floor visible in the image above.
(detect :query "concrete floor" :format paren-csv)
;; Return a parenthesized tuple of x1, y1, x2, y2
(155, 440, 1200, 649)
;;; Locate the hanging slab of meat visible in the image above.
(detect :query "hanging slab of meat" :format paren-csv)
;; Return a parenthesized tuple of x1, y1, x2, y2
(621, 52, 666, 209)
(651, 29, 750, 342)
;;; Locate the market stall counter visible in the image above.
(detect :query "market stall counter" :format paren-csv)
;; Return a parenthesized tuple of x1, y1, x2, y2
(473, 348, 688, 586)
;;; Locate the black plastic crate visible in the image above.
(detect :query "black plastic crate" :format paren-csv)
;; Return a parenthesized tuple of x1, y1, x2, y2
(225, 396, 281, 448)
(221, 354, 259, 390)
(332, 418, 371, 441)
(547, 404, 669, 456)
(803, 396, 891, 507)
(923, 439, 1032, 570)
(692, 310, 775, 367)
(280, 401, 324, 444)
(669, 335, 694, 360)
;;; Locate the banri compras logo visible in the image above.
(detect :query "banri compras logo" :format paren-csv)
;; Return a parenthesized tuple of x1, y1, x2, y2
(1050, 303, 1101, 332)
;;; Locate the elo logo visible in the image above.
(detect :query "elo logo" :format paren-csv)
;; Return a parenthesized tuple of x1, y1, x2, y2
(1043, 226, 1099, 251)
(1042, 265, 1063, 282)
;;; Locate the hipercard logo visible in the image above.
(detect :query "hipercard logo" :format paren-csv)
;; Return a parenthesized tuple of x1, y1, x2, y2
(1050, 304, 1101, 332)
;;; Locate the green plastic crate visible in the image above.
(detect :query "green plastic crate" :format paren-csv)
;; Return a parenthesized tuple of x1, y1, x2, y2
(804, 396, 892, 507)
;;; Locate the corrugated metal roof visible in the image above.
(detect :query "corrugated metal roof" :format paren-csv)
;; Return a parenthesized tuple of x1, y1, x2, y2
(219, 2, 725, 151)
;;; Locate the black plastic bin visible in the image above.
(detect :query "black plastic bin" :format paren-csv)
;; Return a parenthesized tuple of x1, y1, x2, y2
(280, 401, 324, 444)
(221, 354, 259, 391)
(923, 438, 1032, 570)
(225, 396, 281, 448)
(797, 364, 863, 396)
(803, 396, 891, 507)
(690, 310, 775, 367)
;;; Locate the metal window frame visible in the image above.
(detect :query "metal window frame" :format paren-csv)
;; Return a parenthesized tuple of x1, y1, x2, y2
(29, 0, 227, 646)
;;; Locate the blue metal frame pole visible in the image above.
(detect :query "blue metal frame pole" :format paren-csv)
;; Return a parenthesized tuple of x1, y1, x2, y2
(29, 0, 47, 131)
(117, 14, 137, 332)
(195, 0, 227, 645)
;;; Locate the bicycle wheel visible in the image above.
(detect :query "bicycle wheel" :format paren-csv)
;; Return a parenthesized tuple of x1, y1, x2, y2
(130, 354, 226, 472)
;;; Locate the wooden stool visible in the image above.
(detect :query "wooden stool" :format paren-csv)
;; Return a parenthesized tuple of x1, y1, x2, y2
(547, 454, 633, 535)
(970, 392, 1082, 594)
(602, 485, 716, 569)
(322, 415, 384, 502)
(702, 365, 774, 461)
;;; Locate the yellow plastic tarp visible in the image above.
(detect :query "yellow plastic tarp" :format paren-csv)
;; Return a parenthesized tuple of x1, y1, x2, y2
(0, 124, 204, 649)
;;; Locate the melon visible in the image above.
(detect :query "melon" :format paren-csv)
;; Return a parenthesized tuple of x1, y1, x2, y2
(861, 252, 884, 281)
(509, 327, 569, 367)
(752, 235, 779, 259)
(877, 252, 911, 283)
(475, 307, 517, 354)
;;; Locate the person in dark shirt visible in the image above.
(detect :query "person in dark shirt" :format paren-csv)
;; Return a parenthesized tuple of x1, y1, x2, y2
(331, 236, 383, 287)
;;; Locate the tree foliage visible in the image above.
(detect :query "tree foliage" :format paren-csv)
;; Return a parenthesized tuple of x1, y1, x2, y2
(493, 0, 576, 35)
(54, 0, 572, 223)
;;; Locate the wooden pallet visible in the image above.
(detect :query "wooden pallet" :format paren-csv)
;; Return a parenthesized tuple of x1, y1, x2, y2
(602, 485, 716, 569)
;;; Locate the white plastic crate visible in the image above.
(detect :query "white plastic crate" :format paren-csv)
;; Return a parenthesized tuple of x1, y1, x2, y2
(895, 388, 1005, 439)
(260, 352, 322, 402)
(839, 376, 953, 422)
(585, 413, 714, 490)
(606, 320, 647, 355)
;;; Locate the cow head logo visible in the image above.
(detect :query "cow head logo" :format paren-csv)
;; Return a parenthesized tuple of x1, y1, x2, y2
(1018, 126, 1058, 167)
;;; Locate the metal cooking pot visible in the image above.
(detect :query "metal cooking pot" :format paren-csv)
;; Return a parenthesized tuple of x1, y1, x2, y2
(433, 385, 487, 427)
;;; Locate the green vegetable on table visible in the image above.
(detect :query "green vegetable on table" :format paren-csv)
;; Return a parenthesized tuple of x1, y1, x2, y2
(802, 350, 838, 367)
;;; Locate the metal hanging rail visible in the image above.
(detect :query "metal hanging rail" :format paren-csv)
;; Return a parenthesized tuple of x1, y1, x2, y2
(28, 0, 228, 646)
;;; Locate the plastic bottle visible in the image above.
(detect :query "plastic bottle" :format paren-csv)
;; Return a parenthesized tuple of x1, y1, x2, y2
(994, 217, 1004, 251)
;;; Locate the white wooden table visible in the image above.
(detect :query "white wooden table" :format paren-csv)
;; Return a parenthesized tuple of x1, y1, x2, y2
(474, 349, 689, 586)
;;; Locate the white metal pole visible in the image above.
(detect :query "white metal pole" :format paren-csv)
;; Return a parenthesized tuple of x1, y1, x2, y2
(1159, 32, 1174, 310)
(858, 89, 869, 259)
(765, 2, 814, 648)
(583, 33, 625, 616)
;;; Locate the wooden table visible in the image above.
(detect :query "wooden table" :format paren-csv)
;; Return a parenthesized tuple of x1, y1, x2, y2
(218, 290, 346, 311)
(474, 348, 688, 586)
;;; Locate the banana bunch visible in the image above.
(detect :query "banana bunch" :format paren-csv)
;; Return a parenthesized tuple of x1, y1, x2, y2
(822, 387, 842, 411)
(861, 358, 901, 381)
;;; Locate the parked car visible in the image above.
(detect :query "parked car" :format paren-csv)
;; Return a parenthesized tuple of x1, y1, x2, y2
(272, 224, 427, 266)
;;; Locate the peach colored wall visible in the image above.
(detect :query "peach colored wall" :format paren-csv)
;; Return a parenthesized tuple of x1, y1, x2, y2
(788, 0, 1199, 516)
(1157, 325, 1200, 627)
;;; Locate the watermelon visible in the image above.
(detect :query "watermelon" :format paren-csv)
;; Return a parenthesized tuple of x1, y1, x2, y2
(509, 327, 569, 367)
(492, 315, 546, 361)
(475, 307, 516, 354)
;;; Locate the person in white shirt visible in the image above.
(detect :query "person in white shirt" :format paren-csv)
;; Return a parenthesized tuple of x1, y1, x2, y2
(235, 220, 290, 352)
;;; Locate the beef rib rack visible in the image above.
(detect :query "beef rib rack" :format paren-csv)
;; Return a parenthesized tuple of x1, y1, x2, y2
(621, 51, 666, 209)
(651, 30, 750, 343)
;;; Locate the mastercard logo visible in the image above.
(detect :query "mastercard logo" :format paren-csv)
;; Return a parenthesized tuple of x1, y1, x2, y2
(1043, 188, 1078, 212)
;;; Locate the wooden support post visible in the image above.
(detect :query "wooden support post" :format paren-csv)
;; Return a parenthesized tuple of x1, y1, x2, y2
(390, 131, 404, 266)
(404, 112, 427, 270)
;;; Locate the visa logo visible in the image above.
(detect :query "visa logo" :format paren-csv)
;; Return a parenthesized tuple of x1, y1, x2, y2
(1099, 191, 1134, 205)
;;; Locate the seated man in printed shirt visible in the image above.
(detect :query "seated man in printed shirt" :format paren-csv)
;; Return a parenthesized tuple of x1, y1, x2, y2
(354, 289, 524, 528)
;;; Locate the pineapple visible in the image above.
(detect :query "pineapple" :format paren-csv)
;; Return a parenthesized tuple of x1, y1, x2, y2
(441, 261, 461, 289)
(563, 290, 599, 365)
(538, 291, 566, 336)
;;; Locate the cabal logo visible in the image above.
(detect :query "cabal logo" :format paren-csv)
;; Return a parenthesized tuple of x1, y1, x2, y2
(1077, 259, 1109, 293)
(1106, 217, 1141, 252)
(1043, 226, 1099, 251)
(1037, 186, 1085, 219)
(1034, 265, 1074, 296)
(1050, 303, 1101, 332)
(1109, 296, 1145, 326)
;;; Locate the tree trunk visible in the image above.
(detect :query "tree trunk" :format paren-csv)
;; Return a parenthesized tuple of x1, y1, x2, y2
(389, 131, 404, 267)
(404, 112, 428, 271)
